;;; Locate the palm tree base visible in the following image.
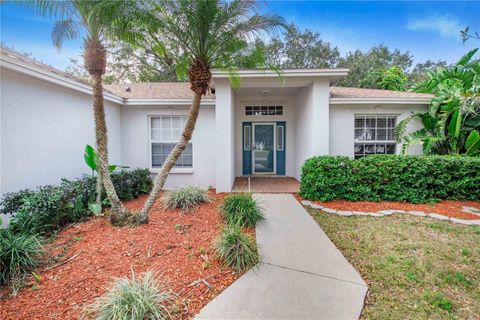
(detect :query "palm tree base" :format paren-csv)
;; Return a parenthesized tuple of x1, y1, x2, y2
(109, 209, 149, 226)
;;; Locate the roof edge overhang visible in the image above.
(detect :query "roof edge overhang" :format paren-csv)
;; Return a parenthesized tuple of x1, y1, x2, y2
(330, 97, 432, 105)
(1, 53, 125, 104)
(212, 68, 349, 84)
(124, 98, 215, 106)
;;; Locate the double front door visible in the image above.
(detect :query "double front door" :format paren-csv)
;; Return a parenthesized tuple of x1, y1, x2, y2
(242, 122, 286, 175)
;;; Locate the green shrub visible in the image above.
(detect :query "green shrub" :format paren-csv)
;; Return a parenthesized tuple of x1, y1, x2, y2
(300, 155, 480, 203)
(0, 230, 44, 288)
(1, 169, 152, 235)
(214, 226, 259, 273)
(162, 186, 210, 212)
(220, 193, 264, 227)
(87, 271, 173, 320)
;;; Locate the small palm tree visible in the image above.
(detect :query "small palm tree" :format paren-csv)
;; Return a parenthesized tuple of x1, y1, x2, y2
(26, 0, 131, 223)
(103, 0, 286, 223)
(396, 48, 480, 155)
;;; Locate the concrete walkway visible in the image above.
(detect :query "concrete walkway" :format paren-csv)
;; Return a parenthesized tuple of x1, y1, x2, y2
(196, 194, 368, 320)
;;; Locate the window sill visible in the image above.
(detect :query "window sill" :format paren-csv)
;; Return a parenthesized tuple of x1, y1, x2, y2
(150, 168, 194, 174)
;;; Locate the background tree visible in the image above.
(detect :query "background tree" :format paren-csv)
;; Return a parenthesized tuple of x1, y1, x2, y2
(461, 27, 480, 42)
(396, 48, 480, 155)
(103, 0, 285, 223)
(375, 66, 408, 91)
(264, 24, 341, 68)
(28, 0, 130, 224)
(408, 59, 448, 86)
(337, 45, 413, 88)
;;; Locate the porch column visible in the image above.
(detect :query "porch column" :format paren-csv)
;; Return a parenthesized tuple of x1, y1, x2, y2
(312, 79, 330, 155)
(215, 79, 235, 192)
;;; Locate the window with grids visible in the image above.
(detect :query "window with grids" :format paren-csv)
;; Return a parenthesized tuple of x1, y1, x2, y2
(151, 116, 192, 168)
(245, 105, 283, 116)
(354, 115, 396, 159)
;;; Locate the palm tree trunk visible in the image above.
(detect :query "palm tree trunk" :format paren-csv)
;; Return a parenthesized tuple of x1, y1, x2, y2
(95, 170, 102, 205)
(91, 73, 130, 224)
(135, 93, 202, 223)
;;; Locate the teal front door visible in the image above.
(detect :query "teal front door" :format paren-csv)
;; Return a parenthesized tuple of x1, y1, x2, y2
(253, 123, 275, 173)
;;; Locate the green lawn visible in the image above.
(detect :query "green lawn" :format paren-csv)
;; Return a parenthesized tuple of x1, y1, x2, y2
(308, 209, 480, 320)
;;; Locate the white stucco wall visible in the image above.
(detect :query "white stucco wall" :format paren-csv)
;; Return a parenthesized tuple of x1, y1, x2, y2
(120, 104, 216, 189)
(215, 80, 235, 192)
(329, 104, 428, 157)
(233, 95, 295, 177)
(293, 80, 331, 179)
(0, 69, 122, 196)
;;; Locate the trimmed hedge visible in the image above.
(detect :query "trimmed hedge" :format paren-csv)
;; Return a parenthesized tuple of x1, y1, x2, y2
(1, 169, 152, 235)
(300, 155, 480, 203)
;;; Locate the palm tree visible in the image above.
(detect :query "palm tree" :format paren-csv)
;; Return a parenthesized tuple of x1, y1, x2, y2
(103, 0, 286, 223)
(396, 48, 480, 155)
(27, 1, 131, 224)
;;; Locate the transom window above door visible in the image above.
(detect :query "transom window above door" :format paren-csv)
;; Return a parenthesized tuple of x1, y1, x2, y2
(354, 115, 396, 159)
(150, 116, 192, 168)
(245, 105, 283, 116)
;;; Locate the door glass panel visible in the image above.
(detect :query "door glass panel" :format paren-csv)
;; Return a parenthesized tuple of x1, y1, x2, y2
(254, 124, 274, 173)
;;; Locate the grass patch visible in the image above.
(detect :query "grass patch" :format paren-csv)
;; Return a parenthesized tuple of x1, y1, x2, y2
(214, 226, 259, 273)
(220, 193, 264, 227)
(86, 271, 174, 320)
(0, 230, 44, 293)
(162, 186, 210, 212)
(308, 208, 480, 319)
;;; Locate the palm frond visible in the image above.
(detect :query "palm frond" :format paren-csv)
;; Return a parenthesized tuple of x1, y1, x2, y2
(51, 18, 82, 50)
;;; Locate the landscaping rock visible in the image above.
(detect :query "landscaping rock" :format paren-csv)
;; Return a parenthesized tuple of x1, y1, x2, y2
(368, 212, 383, 217)
(310, 203, 324, 210)
(352, 211, 370, 216)
(322, 208, 337, 214)
(428, 213, 449, 221)
(378, 210, 398, 215)
(336, 210, 353, 216)
(301, 200, 312, 206)
(407, 211, 427, 217)
(450, 218, 474, 225)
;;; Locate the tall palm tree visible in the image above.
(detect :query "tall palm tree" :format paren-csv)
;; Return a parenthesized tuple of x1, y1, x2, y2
(26, 1, 131, 224)
(103, 0, 286, 223)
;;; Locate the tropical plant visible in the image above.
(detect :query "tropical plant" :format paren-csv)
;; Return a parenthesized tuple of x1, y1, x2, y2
(220, 193, 264, 228)
(0, 230, 44, 291)
(86, 271, 174, 320)
(161, 186, 210, 213)
(396, 48, 480, 155)
(214, 226, 259, 273)
(26, 0, 131, 225)
(84, 144, 126, 215)
(99, 0, 285, 223)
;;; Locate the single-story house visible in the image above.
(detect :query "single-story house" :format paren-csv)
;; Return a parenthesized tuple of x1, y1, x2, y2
(0, 47, 432, 197)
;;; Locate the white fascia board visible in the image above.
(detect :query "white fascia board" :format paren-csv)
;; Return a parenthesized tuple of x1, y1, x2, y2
(330, 97, 432, 105)
(123, 98, 215, 106)
(212, 68, 349, 78)
(1, 54, 124, 104)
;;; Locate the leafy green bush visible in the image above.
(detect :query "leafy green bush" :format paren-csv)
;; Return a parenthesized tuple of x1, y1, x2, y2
(1, 169, 152, 235)
(300, 155, 480, 203)
(220, 193, 264, 227)
(87, 271, 173, 320)
(162, 186, 210, 212)
(0, 230, 44, 287)
(214, 226, 259, 273)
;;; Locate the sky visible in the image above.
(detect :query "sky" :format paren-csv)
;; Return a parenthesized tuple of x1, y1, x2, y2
(1, 1, 479, 71)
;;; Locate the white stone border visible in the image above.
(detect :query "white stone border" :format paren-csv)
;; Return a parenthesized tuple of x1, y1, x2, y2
(300, 200, 480, 226)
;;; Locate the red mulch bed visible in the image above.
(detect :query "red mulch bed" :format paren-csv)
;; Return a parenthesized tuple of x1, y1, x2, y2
(0, 191, 241, 319)
(295, 195, 480, 220)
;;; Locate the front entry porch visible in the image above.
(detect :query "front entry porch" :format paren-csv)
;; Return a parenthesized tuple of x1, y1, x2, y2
(232, 177, 299, 193)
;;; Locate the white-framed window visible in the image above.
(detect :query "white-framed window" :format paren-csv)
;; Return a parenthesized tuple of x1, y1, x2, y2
(354, 115, 396, 159)
(245, 105, 283, 116)
(150, 116, 192, 168)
